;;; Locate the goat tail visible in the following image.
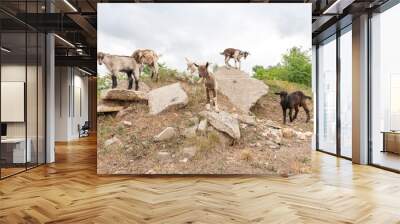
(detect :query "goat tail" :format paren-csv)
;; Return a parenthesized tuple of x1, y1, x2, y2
(305, 95, 312, 100)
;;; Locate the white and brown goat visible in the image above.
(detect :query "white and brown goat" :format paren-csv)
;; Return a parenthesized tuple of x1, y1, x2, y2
(194, 62, 218, 111)
(97, 52, 140, 90)
(185, 57, 197, 75)
(220, 48, 249, 70)
(132, 49, 160, 81)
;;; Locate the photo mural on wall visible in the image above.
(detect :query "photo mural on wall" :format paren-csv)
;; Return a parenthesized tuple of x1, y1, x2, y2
(97, 3, 313, 175)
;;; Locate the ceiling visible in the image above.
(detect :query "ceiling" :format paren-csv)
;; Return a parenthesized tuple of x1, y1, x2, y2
(0, 0, 391, 74)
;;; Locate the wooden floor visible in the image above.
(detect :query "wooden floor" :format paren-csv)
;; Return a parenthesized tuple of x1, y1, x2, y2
(1, 136, 400, 223)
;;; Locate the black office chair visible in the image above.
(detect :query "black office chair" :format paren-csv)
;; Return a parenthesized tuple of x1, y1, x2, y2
(79, 121, 90, 138)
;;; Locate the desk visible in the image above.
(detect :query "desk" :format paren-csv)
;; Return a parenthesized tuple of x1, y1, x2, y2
(1, 138, 31, 163)
(382, 131, 400, 155)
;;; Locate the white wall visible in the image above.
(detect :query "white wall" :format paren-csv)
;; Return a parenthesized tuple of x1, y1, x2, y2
(55, 67, 89, 141)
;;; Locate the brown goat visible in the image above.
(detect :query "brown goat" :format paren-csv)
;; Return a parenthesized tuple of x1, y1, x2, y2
(220, 48, 249, 70)
(194, 62, 218, 111)
(132, 49, 160, 81)
(275, 91, 311, 124)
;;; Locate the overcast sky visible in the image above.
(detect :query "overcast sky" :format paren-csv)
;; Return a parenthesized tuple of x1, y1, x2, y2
(97, 3, 311, 76)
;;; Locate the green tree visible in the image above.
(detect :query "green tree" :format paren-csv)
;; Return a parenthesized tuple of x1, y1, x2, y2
(252, 47, 311, 86)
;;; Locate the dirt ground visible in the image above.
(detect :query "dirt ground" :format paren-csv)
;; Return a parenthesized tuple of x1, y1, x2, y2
(97, 77, 313, 176)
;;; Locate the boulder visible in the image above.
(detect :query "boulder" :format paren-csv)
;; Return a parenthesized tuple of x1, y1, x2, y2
(157, 151, 171, 161)
(122, 120, 132, 126)
(182, 146, 198, 159)
(213, 66, 269, 114)
(282, 128, 296, 138)
(233, 114, 257, 126)
(97, 102, 124, 113)
(197, 119, 208, 133)
(104, 136, 121, 148)
(199, 110, 240, 139)
(262, 127, 282, 145)
(103, 89, 148, 102)
(148, 83, 189, 115)
(154, 127, 176, 142)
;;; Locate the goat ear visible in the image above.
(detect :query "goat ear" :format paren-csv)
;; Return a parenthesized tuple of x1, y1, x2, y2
(206, 62, 209, 68)
(194, 63, 199, 68)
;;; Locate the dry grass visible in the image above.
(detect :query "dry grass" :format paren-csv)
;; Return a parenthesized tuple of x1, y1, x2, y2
(97, 73, 313, 175)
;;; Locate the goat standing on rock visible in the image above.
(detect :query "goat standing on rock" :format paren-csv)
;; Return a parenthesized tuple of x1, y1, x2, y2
(275, 91, 312, 124)
(195, 62, 219, 111)
(132, 49, 160, 81)
(220, 48, 249, 70)
(97, 52, 140, 90)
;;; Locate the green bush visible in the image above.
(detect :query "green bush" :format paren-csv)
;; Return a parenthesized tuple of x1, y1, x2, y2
(253, 47, 311, 86)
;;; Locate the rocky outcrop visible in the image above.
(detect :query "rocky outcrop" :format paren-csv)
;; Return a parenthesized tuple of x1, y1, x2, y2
(148, 83, 189, 115)
(199, 110, 240, 139)
(213, 66, 269, 114)
(103, 89, 148, 102)
(154, 127, 176, 142)
(233, 114, 256, 126)
(97, 102, 124, 113)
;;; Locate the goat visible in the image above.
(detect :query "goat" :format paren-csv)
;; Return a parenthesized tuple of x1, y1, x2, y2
(275, 91, 311, 124)
(220, 48, 249, 70)
(97, 52, 140, 90)
(185, 57, 197, 75)
(132, 49, 160, 81)
(194, 62, 218, 111)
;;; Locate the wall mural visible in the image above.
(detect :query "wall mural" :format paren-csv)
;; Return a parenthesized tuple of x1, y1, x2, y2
(97, 3, 313, 175)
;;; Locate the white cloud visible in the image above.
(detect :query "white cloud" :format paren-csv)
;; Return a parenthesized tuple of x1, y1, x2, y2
(97, 3, 311, 76)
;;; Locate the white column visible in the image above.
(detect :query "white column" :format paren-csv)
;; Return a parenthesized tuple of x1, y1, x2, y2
(352, 14, 369, 164)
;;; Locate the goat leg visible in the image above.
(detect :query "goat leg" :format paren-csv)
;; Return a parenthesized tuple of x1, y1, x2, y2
(127, 72, 133, 90)
(289, 108, 293, 122)
(303, 105, 311, 122)
(111, 75, 117, 89)
(282, 108, 287, 124)
(293, 106, 299, 122)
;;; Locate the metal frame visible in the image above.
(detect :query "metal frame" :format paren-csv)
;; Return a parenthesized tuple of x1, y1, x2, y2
(315, 21, 353, 161)
(0, 0, 47, 180)
(367, 0, 400, 172)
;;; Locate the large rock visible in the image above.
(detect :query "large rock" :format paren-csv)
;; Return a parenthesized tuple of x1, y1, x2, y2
(233, 114, 256, 126)
(115, 80, 151, 92)
(103, 89, 148, 102)
(154, 127, 176, 142)
(199, 111, 240, 139)
(214, 66, 269, 114)
(97, 102, 124, 113)
(148, 83, 189, 115)
(262, 127, 282, 145)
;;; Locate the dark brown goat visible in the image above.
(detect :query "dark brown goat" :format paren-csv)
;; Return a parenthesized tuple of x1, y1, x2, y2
(194, 62, 218, 110)
(275, 91, 311, 124)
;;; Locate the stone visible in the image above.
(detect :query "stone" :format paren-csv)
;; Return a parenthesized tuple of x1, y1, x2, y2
(157, 151, 171, 161)
(104, 136, 121, 148)
(182, 146, 197, 158)
(296, 131, 307, 140)
(304, 131, 313, 137)
(148, 83, 189, 115)
(180, 158, 189, 163)
(183, 126, 197, 138)
(233, 114, 257, 126)
(122, 120, 132, 126)
(199, 110, 240, 139)
(282, 128, 296, 138)
(262, 127, 282, 145)
(197, 119, 208, 133)
(97, 102, 124, 113)
(213, 66, 269, 113)
(154, 127, 176, 142)
(103, 89, 148, 102)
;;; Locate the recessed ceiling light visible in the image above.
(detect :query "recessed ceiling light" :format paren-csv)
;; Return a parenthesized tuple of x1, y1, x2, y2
(63, 0, 78, 12)
(1, 47, 11, 53)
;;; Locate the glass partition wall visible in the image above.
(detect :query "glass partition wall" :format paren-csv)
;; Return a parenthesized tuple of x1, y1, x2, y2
(315, 25, 353, 159)
(370, 3, 400, 171)
(0, 4, 46, 179)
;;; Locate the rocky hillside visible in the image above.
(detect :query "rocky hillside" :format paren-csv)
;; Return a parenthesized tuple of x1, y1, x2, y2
(97, 66, 313, 176)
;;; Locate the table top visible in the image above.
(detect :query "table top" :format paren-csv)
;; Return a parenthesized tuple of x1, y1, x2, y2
(1, 138, 29, 143)
(381, 131, 400, 134)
